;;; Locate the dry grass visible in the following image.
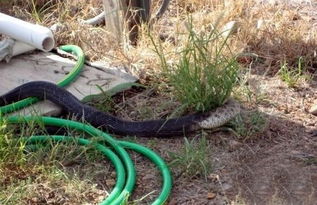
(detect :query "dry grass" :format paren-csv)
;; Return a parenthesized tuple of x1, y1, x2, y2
(0, 118, 113, 205)
(0, 164, 106, 204)
(3, 0, 316, 79)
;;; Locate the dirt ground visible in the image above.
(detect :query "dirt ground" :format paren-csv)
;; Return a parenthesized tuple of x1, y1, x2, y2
(120, 1, 317, 204)
(129, 1, 317, 204)
(112, 74, 317, 205)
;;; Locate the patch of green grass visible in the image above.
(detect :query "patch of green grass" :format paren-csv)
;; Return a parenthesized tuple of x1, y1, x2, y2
(86, 93, 115, 113)
(29, 0, 56, 23)
(278, 57, 308, 88)
(151, 16, 239, 112)
(303, 157, 317, 166)
(235, 83, 268, 105)
(168, 137, 213, 180)
(0, 164, 105, 205)
(0, 0, 11, 4)
(0, 118, 111, 204)
(230, 195, 248, 205)
(0, 119, 27, 166)
(233, 69, 269, 105)
(83, 82, 146, 113)
(229, 111, 267, 142)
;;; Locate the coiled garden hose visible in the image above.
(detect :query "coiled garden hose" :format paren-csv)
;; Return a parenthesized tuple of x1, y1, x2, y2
(0, 45, 172, 204)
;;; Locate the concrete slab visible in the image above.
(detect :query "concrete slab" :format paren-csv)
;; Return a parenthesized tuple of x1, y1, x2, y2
(0, 51, 137, 116)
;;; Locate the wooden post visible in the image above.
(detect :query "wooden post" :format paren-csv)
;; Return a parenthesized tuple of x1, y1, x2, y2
(103, 0, 151, 45)
(103, 0, 127, 43)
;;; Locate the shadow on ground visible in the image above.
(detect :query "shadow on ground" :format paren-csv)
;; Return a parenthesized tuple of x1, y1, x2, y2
(122, 73, 317, 204)
(128, 107, 317, 205)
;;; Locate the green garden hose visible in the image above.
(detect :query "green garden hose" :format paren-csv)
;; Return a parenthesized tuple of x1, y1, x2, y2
(0, 45, 172, 204)
(6, 116, 172, 205)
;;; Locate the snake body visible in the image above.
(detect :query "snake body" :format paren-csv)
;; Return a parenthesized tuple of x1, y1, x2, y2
(0, 81, 240, 137)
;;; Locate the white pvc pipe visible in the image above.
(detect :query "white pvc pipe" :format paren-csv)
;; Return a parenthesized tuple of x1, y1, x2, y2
(0, 12, 54, 52)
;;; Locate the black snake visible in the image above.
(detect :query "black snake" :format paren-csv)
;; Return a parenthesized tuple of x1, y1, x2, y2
(0, 81, 240, 137)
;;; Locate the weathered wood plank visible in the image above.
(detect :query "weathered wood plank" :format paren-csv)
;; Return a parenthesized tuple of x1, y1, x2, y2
(0, 52, 137, 116)
(103, 0, 151, 44)
(103, 0, 127, 43)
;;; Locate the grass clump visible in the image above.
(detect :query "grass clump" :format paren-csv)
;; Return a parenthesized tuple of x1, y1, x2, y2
(0, 119, 109, 204)
(0, 165, 105, 205)
(229, 111, 267, 142)
(152, 17, 239, 112)
(168, 137, 212, 180)
(0, 119, 26, 166)
(278, 57, 309, 88)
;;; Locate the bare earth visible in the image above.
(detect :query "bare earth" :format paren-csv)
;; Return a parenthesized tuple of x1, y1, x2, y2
(125, 1, 317, 204)
(117, 73, 317, 205)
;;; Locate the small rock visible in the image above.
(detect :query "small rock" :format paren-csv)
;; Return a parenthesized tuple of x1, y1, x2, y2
(106, 179, 116, 187)
(208, 174, 219, 182)
(50, 23, 65, 33)
(268, 0, 278, 5)
(256, 19, 270, 29)
(207, 192, 217, 199)
(228, 140, 242, 151)
(221, 182, 233, 191)
(309, 104, 317, 115)
(142, 173, 154, 180)
(110, 171, 116, 178)
(221, 21, 239, 38)
(168, 198, 177, 205)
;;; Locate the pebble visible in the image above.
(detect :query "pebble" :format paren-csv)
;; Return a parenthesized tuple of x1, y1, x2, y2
(309, 104, 317, 115)
(106, 179, 116, 187)
(228, 140, 243, 152)
(221, 21, 238, 38)
(207, 192, 217, 199)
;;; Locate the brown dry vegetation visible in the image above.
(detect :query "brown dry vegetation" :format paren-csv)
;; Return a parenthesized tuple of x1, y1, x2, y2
(1, 0, 317, 204)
